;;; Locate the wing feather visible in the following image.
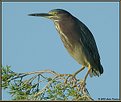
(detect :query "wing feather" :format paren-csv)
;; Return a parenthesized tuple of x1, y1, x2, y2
(79, 20, 100, 64)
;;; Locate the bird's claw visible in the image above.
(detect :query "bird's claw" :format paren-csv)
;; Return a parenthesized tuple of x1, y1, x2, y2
(79, 79, 86, 90)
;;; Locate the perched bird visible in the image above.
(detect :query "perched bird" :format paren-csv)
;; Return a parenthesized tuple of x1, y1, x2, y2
(29, 9, 103, 84)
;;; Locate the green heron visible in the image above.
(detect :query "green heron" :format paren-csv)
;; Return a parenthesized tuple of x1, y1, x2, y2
(29, 9, 103, 85)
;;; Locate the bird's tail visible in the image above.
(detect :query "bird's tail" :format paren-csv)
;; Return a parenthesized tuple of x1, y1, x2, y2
(89, 64, 103, 77)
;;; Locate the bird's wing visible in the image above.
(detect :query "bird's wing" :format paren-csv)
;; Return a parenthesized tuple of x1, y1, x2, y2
(76, 19, 101, 66)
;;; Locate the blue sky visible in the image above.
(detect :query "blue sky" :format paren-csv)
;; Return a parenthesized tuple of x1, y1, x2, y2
(2, 2, 119, 100)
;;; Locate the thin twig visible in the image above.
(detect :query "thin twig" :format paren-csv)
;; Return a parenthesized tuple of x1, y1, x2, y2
(34, 75, 58, 97)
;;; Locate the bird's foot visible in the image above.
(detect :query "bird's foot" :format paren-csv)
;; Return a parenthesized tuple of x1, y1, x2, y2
(79, 79, 86, 91)
(79, 80, 90, 95)
(71, 73, 78, 83)
(71, 73, 76, 80)
(64, 74, 78, 87)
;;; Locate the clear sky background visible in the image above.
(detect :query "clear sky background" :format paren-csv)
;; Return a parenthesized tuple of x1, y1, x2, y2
(2, 2, 119, 100)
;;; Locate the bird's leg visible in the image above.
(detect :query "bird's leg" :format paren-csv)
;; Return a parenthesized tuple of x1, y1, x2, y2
(72, 66, 85, 77)
(68, 66, 85, 87)
(80, 68, 91, 89)
(84, 68, 91, 83)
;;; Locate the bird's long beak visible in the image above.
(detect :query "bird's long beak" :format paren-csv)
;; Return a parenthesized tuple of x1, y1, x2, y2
(28, 13, 53, 19)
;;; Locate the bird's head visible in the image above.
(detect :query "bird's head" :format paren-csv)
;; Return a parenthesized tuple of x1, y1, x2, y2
(28, 9, 72, 21)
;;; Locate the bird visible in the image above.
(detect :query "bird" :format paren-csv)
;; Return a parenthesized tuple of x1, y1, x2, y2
(28, 9, 103, 85)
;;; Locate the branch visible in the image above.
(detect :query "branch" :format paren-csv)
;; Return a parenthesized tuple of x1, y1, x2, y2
(2, 66, 93, 101)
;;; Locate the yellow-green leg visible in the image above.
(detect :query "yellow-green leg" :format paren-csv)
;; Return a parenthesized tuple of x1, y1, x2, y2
(83, 68, 91, 83)
(73, 66, 85, 77)
(81, 67, 91, 88)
